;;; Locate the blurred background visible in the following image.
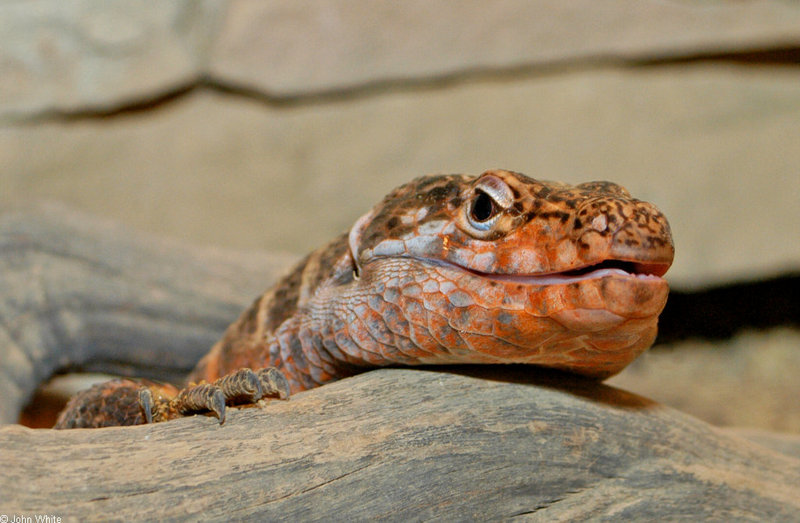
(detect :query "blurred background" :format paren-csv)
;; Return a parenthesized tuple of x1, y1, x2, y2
(1, 1, 798, 432)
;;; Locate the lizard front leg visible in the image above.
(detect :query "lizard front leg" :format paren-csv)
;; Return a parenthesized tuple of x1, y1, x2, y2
(54, 368, 289, 429)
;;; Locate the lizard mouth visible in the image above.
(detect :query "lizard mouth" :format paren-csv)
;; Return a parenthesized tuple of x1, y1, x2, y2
(461, 259, 670, 286)
(363, 254, 670, 287)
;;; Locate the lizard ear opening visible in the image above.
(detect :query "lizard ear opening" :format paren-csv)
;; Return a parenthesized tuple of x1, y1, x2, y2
(348, 207, 375, 278)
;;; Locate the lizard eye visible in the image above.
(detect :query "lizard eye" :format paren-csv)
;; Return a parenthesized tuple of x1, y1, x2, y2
(462, 174, 515, 236)
(469, 190, 498, 227)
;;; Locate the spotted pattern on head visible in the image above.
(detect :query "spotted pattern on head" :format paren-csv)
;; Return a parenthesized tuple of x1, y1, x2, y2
(353, 169, 673, 276)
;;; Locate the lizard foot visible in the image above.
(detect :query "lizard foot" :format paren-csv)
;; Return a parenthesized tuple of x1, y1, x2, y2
(139, 367, 290, 425)
(54, 368, 289, 429)
(54, 378, 179, 429)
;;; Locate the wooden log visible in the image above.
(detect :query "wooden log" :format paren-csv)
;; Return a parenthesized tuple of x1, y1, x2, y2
(0, 203, 295, 424)
(1, 205, 799, 520)
(2, 368, 800, 520)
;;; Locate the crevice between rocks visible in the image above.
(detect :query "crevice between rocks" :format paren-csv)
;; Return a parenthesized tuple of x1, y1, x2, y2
(12, 45, 800, 124)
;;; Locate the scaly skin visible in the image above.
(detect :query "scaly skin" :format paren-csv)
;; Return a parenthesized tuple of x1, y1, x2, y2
(55, 169, 673, 428)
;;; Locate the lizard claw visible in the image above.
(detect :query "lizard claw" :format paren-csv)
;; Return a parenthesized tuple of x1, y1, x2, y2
(170, 366, 290, 424)
(138, 388, 154, 424)
(209, 389, 226, 424)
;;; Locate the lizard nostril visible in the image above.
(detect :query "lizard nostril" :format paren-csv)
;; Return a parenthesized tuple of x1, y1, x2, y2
(591, 214, 608, 233)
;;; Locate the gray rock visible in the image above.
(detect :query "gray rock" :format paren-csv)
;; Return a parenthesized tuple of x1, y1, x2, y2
(4, 0, 800, 119)
(1, 66, 798, 287)
(209, 0, 800, 95)
(0, 0, 221, 120)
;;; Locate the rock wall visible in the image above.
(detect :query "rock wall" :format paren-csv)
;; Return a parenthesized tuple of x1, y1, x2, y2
(2, 0, 799, 288)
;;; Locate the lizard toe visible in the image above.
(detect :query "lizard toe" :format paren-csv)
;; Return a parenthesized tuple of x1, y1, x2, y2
(174, 383, 227, 424)
(256, 367, 291, 400)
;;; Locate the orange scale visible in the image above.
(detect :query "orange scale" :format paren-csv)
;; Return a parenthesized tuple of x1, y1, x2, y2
(421, 291, 453, 316)
(604, 279, 668, 319)
(573, 280, 606, 309)
(526, 286, 567, 317)
(392, 333, 433, 362)
(490, 310, 561, 347)
(447, 305, 494, 335)
(425, 313, 470, 354)
(453, 332, 516, 361)
(347, 322, 390, 365)
(299, 330, 324, 368)
(583, 329, 643, 352)
(360, 306, 396, 346)
(399, 298, 426, 324)
(446, 289, 474, 308)
(467, 281, 506, 308)
(309, 366, 335, 386)
(333, 331, 373, 366)
(379, 302, 411, 336)
(536, 336, 590, 361)
(406, 322, 446, 358)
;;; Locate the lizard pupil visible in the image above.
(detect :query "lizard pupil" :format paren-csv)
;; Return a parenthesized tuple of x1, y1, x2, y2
(470, 191, 496, 222)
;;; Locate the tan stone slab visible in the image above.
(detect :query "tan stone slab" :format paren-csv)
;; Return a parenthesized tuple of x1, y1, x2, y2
(210, 0, 800, 95)
(1, 64, 798, 287)
(4, 0, 800, 121)
(0, 0, 221, 120)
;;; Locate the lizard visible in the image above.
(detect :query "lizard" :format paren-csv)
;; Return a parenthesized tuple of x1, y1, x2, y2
(54, 169, 674, 429)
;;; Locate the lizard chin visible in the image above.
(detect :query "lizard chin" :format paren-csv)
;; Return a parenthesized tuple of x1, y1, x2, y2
(460, 261, 670, 332)
(353, 254, 670, 379)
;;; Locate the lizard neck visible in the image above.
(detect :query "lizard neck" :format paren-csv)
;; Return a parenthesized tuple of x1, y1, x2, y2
(189, 233, 366, 391)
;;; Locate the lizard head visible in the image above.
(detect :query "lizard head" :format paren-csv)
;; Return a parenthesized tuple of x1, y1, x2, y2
(346, 169, 674, 378)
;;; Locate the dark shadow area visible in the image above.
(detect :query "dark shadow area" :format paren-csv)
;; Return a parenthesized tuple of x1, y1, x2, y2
(18, 386, 68, 428)
(655, 272, 800, 346)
